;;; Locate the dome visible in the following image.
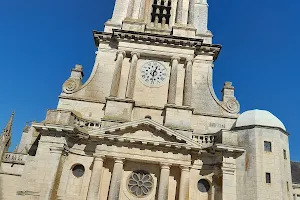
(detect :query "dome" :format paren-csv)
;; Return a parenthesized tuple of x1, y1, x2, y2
(235, 109, 286, 131)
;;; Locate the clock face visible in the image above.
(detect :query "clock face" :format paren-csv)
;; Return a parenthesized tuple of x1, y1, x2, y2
(138, 61, 168, 87)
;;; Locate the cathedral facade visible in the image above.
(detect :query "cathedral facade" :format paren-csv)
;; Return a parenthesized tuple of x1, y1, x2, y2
(0, 0, 299, 199)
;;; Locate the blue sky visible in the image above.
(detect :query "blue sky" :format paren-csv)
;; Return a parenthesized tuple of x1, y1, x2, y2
(0, 0, 299, 160)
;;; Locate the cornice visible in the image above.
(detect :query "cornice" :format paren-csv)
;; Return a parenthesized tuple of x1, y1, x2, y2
(232, 125, 289, 136)
(113, 29, 203, 48)
(93, 30, 222, 60)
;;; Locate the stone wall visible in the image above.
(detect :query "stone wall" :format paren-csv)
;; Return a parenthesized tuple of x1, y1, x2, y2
(236, 127, 293, 200)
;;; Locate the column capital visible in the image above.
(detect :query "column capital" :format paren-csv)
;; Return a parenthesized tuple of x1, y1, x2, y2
(180, 165, 190, 171)
(113, 157, 125, 164)
(116, 50, 126, 58)
(94, 156, 105, 162)
(131, 52, 140, 58)
(171, 56, 181, 62)
(160, 162, 172, 169)
(185, 56, 194, 63)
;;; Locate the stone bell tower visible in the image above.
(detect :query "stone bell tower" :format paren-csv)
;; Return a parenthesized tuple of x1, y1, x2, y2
(104, 0, 212, 43)
(59, 0, 239, 136)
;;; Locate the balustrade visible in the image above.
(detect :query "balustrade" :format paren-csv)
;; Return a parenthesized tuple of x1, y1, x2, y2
(3, 153, 26, 164)
(192, 134, 215, 146)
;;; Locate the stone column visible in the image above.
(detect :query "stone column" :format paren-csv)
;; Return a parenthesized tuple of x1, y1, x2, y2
(167, 56, 180, 105)
(222, 156, 237, 200)
(125, 52, 140, 99)
(188, 0, 195, 25)
(294, 194, 297, 200)
(86, 157, 105, 200)
(178, 166, 190, 200)
(176, 0, 184, 24)
(108, 158, 124, 200)
(157, 163, 171, 200)
(110, 51, 126, 97)
(183, 57, 193, 106)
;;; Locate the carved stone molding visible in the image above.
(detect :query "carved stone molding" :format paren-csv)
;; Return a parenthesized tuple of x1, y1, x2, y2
(93, 29, 203, 49)
(62, 79, 79, 94)
(221, 98, 240, 114)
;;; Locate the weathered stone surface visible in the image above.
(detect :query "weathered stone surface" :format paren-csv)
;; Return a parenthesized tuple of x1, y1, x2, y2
(0, 0, 296, 199)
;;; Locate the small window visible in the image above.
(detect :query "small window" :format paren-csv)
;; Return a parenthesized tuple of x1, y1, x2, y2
(266, 173, 271, 183)
(283, 149, 287, 159)
(72, 164, 85, 178)
(287, 182, 289, 191)
(197, 179, 210, 193)
(264, 141, 272, 152)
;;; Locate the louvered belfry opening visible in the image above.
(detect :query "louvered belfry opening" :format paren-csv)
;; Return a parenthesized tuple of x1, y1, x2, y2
(151, 0, 172, 28)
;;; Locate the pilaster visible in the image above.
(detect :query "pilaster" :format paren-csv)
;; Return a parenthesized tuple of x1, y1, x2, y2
(179, 166, 190, 200)
(87, 156, 105, 200)
(104, 0, 130, 32)
(108, 158, 124, 200)
(110, 51, 126, 97)
(167, 56, 180, 105)
(158, 163, 171, 200)
(38, 144, 65, 200)
(222, 156, 237, 200)
(183, 57, 193, 106)
(125, 52, 140, 99)
(188, 0, 195, 26)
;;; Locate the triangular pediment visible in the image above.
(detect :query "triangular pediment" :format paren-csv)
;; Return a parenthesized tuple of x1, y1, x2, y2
(88, 119, 201, 149)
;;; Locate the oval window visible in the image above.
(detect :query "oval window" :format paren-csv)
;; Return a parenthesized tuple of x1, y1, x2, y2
(197, 179, 210, 192)
(72, 164, 85, 178)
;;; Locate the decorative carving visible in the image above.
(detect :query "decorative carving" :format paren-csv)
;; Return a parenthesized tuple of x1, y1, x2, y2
(127, 170, 154, 198)
(225, 98, 240, 114)
(63, 79, 78, 94)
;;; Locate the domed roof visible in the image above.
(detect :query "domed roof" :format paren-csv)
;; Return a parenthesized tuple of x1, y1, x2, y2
(235, 109, 286, 131)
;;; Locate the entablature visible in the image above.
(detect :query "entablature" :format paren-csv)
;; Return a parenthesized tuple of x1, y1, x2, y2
(93, 29, 221, 60)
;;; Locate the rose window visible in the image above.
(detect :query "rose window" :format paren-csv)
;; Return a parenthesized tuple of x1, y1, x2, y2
(127, 170, 154, 197)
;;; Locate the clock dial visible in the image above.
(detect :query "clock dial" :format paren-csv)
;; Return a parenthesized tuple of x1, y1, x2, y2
(139, 61, 168, 87)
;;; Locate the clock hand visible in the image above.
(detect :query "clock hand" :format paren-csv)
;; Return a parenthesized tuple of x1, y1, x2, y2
(153, 66, 158, 77)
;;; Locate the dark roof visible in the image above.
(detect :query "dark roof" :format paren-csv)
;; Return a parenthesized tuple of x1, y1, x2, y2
(291, 161, 300, 184)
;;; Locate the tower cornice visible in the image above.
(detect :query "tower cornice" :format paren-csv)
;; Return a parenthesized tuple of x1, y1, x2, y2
(93, 29, 222, 60)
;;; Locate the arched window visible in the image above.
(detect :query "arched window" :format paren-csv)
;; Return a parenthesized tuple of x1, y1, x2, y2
(151, 0, 172, 27)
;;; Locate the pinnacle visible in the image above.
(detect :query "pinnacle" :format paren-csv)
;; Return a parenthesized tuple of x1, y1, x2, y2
(2, 111, 15, 136)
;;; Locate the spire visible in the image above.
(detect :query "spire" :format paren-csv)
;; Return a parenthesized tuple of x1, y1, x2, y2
(1, 112, 15, 147)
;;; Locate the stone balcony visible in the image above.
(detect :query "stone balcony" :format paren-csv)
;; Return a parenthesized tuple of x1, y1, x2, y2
(192, 134, 215, 148)
(45, 110, 101, 130)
